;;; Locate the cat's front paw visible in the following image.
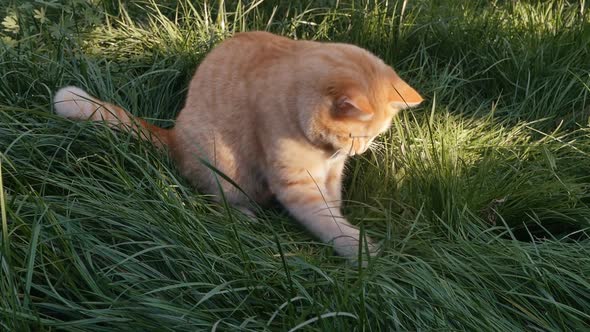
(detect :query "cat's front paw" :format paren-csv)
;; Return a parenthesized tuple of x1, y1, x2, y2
(332, 234, 379, 262)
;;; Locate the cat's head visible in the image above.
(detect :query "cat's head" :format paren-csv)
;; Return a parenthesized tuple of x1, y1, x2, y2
(303, 44, 423, 156)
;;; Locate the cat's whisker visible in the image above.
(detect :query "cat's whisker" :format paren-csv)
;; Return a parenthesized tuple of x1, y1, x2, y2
(348, 136, 355, 155)
(329, 149, 344, 159)
(369, 140, 383, 152)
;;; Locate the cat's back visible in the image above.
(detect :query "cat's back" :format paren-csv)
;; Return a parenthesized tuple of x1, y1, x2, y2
(180, 32, 296, 109)
(199, 31, 303, 77)
(177, 31, 313, 128)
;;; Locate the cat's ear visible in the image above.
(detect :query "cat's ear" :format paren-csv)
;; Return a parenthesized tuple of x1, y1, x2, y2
(391, 100, 422, 110)
(332, 94, 374, 121)
(390, 77, 424, 110)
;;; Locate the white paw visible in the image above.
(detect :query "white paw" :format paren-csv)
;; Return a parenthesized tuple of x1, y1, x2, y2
(332, 233, 379, 261)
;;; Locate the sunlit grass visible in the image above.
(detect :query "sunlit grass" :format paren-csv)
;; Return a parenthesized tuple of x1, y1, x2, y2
(1, 0, 590, 330)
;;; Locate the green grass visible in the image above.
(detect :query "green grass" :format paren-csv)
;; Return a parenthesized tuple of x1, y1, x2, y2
(1, 0, 590, 330)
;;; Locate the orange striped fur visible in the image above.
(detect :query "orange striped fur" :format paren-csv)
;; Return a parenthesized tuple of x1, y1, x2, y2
(54, 31, 423, 260)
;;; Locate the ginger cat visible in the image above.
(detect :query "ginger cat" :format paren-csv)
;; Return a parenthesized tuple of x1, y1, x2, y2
(54, 31, 423, 261)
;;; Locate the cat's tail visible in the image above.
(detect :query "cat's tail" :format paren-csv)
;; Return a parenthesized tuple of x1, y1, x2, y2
(54, 86, 170, 148)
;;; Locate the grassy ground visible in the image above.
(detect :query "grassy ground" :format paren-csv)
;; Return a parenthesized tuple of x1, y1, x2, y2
(1, 0, 590, 330)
